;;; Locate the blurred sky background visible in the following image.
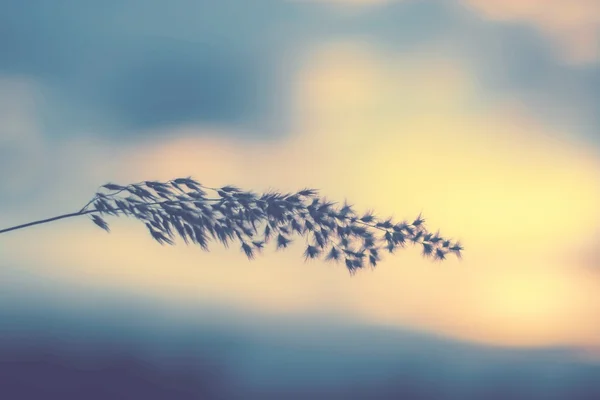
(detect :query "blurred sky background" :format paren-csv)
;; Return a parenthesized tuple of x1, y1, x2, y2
(1, 0, 600, 398)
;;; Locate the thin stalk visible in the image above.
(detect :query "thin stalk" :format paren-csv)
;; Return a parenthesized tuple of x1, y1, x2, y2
(0, 209, 96, 235)
(0, 197, 223, 236)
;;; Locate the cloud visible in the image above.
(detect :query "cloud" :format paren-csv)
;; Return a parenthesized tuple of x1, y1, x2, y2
(1, 0, 598, 150)
(463, 0, 600, 64)
(1, 0, 598, 352)
(312, 0, 600, 64)
(3, 40, 600, 351)
(294, 0, 600, 146)
(0, 0, 303, 140)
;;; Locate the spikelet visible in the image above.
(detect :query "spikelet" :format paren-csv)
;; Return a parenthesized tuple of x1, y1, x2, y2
(80, 177, 462, 273)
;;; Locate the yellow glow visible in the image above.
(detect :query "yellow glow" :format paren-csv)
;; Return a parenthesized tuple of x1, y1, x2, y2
(4, 40, 600, 350)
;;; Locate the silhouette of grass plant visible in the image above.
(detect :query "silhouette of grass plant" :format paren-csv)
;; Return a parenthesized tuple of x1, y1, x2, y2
(0, 177, 463, 273)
